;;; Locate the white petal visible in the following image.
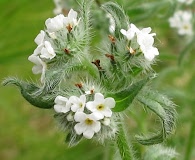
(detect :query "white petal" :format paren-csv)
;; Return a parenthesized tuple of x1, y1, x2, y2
(74, 123, 85, 135)
(80, 95, 86, 104)
(92, 121, 101, 133)
(143, 47, 159, 61)
(68, 9, 77, 19)
(83, 129, 94, 139)
(74, 112, 87, 122)
(89, 112, 103, 120)
(34, 30, 45, 45)
(54, 104, 63, 113)
(71, 104, 80, 112)
(69, 96, 79, 104)
(55, 96, 68, 104)
(104, 97, 116, 109)
(103, 109, 112, 117)
(141, 27, 151, 34)
(33, 45, 43, 55)
(120, 29, 127, 36)
(86, 101, 95, 111)
(94, 93, 104, 103)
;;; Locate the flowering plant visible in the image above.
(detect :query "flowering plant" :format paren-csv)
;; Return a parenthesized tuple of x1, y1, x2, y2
(3, 0, 177, 159)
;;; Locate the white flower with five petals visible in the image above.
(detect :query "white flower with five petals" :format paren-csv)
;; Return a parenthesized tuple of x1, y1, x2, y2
(86, 93, 115, 119)
(169, 10, 193, 36)
(54, 96, 71, 113)
(69, 95, 86, 112)
(74, 112, 102, 139)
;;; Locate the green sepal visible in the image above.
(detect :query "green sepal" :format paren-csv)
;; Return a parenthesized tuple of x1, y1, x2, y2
(107, 76, 151, 112)
(2, 77, 55, 109)
(136, 89, 176, 145)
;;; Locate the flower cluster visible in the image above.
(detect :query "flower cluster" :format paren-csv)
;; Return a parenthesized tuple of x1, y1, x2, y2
(120, 24, 159, 61)
(169, 10, 193, 36)
(177, 0, 194, 5)
(28, 9, 80, 82)
(54, 92, 116, 139)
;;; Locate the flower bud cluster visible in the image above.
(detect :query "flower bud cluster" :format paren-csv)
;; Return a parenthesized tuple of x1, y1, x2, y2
(54, 92, 116, 139)
(177, 0, 194, 5)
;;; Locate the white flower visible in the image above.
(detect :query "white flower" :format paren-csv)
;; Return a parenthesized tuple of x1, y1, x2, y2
(136, 27, 159, 61)
(86, 93, 115, 119)
(45, 14, 65, 33)
(169, 10, 193, 36)
(28, 54, 46, 83)
(74, 112, 102, 139)
(54, 96, 71, 113)
(120, 23, 139, 40)
(64, 9, 80, 31)
(177, 0, 194, 5)
(40, 41, 56, 59)
(69, 95, 86, 112)
(121, 23, 159, 61)
(142, 46, 159, 61)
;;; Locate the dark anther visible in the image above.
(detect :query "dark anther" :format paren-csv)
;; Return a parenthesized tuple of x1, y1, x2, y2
(75, 83, 83, 88)
(66, 24, 73, 32)
(64, 48, 70, 54)
(92, 59, 102, 70)
(108, 35, 116, 44)
(105, 53, 115, 61)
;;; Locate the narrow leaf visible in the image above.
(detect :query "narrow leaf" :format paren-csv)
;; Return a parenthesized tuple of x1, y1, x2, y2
(2, 77, 55, 109)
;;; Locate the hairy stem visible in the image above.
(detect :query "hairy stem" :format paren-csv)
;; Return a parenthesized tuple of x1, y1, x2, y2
(184, 115, 195, 160)
(116, 123, 134, 160)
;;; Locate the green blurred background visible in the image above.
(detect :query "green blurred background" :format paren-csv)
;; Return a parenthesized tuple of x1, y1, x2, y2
(0, 0, 194, 159)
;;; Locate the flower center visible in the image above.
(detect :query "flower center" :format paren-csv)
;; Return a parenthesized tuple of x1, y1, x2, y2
(85, 118, 94, 125)
(97, 104, 104, 111)
(79, 103, 83, 108)
(183, 25, 189, 30)
(66, 24, 73, 32)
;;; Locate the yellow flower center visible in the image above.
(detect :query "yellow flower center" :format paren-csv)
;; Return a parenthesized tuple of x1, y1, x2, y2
(85, 118, 94, 125)
(79, 103, 83, 108)
(97, 104, 104, 111)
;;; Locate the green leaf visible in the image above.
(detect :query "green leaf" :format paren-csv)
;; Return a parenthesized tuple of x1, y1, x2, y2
(101, 1, 129, 37)
(107, 76, 151, 112)
(2, 77, 55, 109)
(136, 89, 176, 145)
